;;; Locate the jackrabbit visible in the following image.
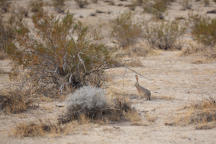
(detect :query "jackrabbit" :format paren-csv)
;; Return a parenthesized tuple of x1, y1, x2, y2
(135, 75, 151, 100)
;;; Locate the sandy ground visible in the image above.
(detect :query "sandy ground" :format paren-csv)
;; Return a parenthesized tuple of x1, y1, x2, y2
(1, 50, 216, 144)
(0, 0, 216, 144)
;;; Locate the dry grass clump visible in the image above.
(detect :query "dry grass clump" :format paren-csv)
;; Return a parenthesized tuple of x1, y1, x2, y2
(125, 59, 143, 67)
(181, 41, 216, 60)
(181, 0, 192, 10)
(143, 21, 185, 50)
(191, 15, 216, 46)
(143, 0, 174, 19)
(75, 0, 88, 8)
(30, 0, 43, 13)
(0, 0, 10, 13)
(58, 86, 138, 124)
(182, 15, 216, 60)
(0, 18, 14, 55)
(13, 120, 69, 137)
(167, 97, 216, 129)
(111, 11, 142, 48)
(0, 88, 33, 114)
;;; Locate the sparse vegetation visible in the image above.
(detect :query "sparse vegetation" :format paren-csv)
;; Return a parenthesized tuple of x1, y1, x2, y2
(167, 97, 216, 129)
(181, 0, 192, 10)
(13, 120, 69, 137)
(111, 12, 142, 48)
(143, 0, 173, 19)
(143, 21, 185, 50)
(30, 0, 43, 13)
(75, 0, 88, 8)
(191, 15, 216, 46)
(0, 85, 34, 114)
(0, 0, 10, 13)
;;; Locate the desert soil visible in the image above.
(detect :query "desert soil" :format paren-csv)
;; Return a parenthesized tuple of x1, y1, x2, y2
(0, 0, 216, 144)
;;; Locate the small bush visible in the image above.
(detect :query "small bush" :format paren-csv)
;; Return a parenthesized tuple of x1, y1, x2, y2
(53, 0, 65, 7)
(0, 0, 10, 13)
(143, 21, 185, 50)
(58, 86, 136, 123)
(30, 0, 43, 13)
(75, 0, 88, 8)
(191, 15, 216, 46)
(111, 12, 142, 48)
(13, 120, 68, 137)
(0, 87, 33, 114)
(181, 0, 192, 10)
(53, 0, 65, 13)
(143, 0, 173, 19)
(203, 0, 210, 6)
(0, 18, 14, 54)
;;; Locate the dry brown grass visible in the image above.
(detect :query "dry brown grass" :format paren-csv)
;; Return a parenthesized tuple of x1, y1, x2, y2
(145, 113, 157, 123)
(166, 97, 216, 129)
(125, 59, 143, 67)
(12, 120, 73, 137)
(181, 40, 216, 61)
(0, 89, 33, 114)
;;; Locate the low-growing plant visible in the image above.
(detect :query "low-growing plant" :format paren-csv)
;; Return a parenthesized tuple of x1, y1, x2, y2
(0, 18, 16, 58)
(0, 0, 10, 13)
(143, 0, 173, 19)
(53, 0, 65, 7)
(0, 84, 34, 114)
(143, 21, 185, 50)
(75, 0, 88, 8)
(181, 0, 192, 10)
(191, 15, 216, 46)
(111, 12, 142, 48)
(167, 97, 216, 129)
(30, 0, 43, 13)
(58, 86, 137, 123)
(53, 0, 65, 13)
(203, 0, 210, 6)
(13, 120, 68, 137)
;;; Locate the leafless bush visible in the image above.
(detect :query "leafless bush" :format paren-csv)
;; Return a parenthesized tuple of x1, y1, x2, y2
(143, 21, 185, 50)
(58, 86, 137, 123)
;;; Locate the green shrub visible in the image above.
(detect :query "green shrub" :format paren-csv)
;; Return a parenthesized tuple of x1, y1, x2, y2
(111, 12, 142, 48)
(143, 21, 185, 50)
(191, 16, 216, 46)
(11, 12, 114, 95)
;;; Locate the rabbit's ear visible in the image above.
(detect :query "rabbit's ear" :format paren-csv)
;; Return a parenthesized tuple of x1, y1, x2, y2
(135, 75, 138, 82)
